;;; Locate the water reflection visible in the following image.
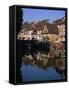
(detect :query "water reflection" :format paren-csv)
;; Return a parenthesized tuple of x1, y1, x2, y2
(21, 50, 65, 82)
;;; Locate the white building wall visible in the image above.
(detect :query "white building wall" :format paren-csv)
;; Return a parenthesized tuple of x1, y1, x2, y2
(58, 24, 65, 36)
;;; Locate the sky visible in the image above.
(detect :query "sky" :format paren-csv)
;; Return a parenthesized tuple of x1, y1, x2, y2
(22, 8, 65, 23)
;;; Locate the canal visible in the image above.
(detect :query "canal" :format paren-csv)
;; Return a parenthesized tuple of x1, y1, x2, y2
(16, 40, 65, 82)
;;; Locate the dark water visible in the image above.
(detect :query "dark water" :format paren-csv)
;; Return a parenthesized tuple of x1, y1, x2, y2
(17, 40, 65, 82)
(21, 52, 65, 82)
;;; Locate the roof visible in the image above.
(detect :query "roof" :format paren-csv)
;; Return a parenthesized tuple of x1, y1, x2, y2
(20, 20, 59, 35)
(47, 24, 59, 34)
(53, 16, 65, 25)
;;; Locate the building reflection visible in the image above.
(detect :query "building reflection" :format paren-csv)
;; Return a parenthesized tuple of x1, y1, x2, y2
(22, 51, 65, 79)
